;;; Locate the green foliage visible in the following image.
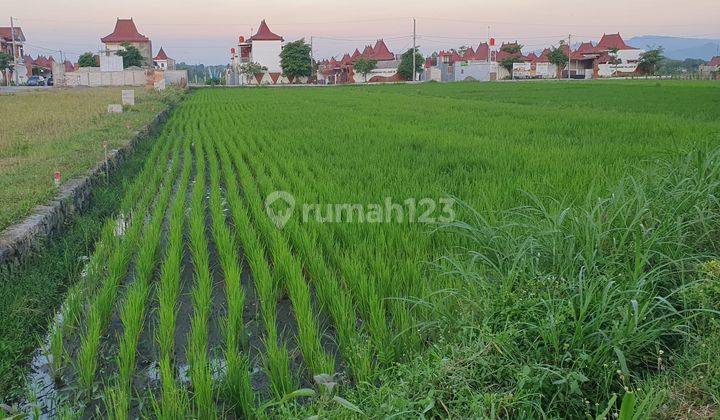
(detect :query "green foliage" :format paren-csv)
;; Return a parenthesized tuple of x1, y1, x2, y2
(239, 61, 267, 84)
(500, 43, 523, 54)
(397, 48, 423, 81)
(77, 52, 97, 68)
(500, 56, 524, 72)
(657, 58, 706, 75)
(280, 39, 312, 80)
(116, 42, 145, 68)
(353, 58, 377, 82)
(204, 77, 224, 85)
(548, 44, 568, 67)
(0, 52, 12, 70)
(638, 47, 665, 75)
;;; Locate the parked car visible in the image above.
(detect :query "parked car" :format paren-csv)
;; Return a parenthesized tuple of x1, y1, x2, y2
(46, 76, 54, 86)
(26, 76, 45, 86)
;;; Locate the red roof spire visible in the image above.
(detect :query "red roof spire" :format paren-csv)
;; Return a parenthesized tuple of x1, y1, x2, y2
(153, 47, 170, 60)
(101, 18, 150, 43)
(361, 45, 374, 58)
(351, 48, 362, 61)
(475, 43, 490, 61)
(371, 39, 394, 61)
(251, 20, 284, 41)
(596, 33, 635, 50)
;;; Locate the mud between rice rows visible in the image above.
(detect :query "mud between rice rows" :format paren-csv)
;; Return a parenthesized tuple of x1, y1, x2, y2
(23, 150, 344, 418)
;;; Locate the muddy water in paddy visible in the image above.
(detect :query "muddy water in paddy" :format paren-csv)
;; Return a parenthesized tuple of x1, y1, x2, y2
(21, 157, 346, 417)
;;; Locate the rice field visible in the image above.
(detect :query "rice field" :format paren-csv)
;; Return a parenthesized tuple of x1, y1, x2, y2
(19, 80, 720, 418)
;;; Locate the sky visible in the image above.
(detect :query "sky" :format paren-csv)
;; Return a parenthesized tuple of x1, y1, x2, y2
(6, 0, 720, 65)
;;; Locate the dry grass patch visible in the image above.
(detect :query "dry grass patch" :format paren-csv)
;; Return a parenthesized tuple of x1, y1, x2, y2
(0, 87, 183, 230)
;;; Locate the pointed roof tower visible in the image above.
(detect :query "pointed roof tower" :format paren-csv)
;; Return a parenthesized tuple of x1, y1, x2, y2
(101, 18, 150, 43)
(251, 20, 284, 41)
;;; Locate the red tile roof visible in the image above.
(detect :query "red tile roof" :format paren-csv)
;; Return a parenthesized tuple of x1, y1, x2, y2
(361, 45, 374, 58)
(250, 20, 283, 41)
(708, 56, 720, 67)
(340, 53, 352, 66)
(351, 48, 362, 61)
(576, 42, 595, 54)
(475, 43, 490, 61)
(537, 48, 551, 62)
(463, 46, 476, 60)
(596, 33, 636, 50)
(0, 27, 25, 42)
(525, 52, 538, 62)
(101, 18, 150, 43)
(438, 50, 462, 64)
(64, 60, 76, 72)
(371, 39, 395, 61)
(153, 47, 170, 60)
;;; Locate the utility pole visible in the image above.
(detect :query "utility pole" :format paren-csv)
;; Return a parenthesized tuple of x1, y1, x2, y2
(310, 36, 314, 84)
(10, 16, 19, 85)
(567, 33, 571, 80)
(487, 25, 491, 63)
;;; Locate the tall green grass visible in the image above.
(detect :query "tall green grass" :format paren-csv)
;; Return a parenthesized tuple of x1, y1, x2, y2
(33, 82, 720, 417)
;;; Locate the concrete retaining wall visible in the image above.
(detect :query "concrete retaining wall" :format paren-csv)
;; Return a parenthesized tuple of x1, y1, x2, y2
(0, 108, 171, 270)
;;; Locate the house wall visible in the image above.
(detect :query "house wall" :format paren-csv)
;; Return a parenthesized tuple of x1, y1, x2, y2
(103, 41, 153, 65)
(251, 40, 282, 73)
(63, 68, 187, 87)
(100, 54, 124, 72)
(455, 61, 496, 81)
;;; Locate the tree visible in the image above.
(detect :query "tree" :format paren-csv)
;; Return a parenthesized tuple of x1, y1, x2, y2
(608, 47, 621, 65)
(353, 58, 377, 82)
(398, 48, 423, 81)
(280, 39, 312, 81)
(638, 47, 664, 75)
(0, 52, 11, 86)
(548, 43, 569, 79)
(499, 57, 525, 76)
(500, 43, 523, 54)
(239, 62, 267, 85)
(116, 43, 145, 68)
(0, 52, 11, 71)
(77, 52, 97, 68)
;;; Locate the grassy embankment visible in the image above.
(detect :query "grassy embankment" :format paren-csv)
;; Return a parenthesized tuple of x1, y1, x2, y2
(0, 87, 183, 231)
(0, 87, 183, 401)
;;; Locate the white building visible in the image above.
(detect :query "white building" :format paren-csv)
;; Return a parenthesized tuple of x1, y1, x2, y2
(248, 20, 283, 73)
(153, 47, 175, 71)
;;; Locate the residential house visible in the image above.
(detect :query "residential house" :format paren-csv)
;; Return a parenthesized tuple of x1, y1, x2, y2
(0, 26, 25, 58)
(153, 47, 175, 70)
(101, 18, 152, 65)
(249, 19, 283, 73)
(1, 26, 26, 84)
(699, 56, 720, 79)
(317, 39, 401, 84)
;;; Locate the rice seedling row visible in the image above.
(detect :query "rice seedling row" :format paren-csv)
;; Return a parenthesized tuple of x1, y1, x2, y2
(26, 82, 720, 418)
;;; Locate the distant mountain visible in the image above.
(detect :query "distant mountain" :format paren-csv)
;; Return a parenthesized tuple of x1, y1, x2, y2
(628, 36, 720, 60)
